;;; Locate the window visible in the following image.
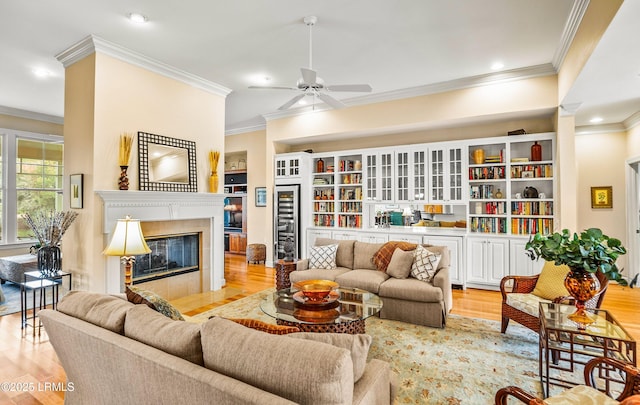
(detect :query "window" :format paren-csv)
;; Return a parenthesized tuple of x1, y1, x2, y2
(0, 129, 64, 245)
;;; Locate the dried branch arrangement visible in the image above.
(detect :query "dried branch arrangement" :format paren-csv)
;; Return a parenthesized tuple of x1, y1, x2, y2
(24, 211, 79, 247)
(209, 150, 220, 175)
(119, 133, 134, 166)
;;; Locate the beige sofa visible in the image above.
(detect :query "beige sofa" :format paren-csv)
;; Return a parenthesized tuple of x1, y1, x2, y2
(291, 239, 452, 328)
(39, 291, 392, 405)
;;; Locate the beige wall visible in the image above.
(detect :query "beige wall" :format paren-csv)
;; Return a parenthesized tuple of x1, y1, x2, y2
(0, 114, 63, 136)
(63, 51, 226, 293)
(225, 129, 269, 247)
(576, 130, 628, 270)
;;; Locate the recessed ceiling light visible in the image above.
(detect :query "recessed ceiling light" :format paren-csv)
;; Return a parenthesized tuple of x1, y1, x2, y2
(128, 13, 148, 23)
(491, 62, 504, 70)
(590, 117, 603, 123)
(32, 68, 51, 78)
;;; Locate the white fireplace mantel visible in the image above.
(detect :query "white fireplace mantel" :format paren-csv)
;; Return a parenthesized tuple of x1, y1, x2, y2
(96, 190, 226, 293)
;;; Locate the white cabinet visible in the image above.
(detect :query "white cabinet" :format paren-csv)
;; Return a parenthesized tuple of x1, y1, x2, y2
(363, 151, 394, 203)
(509, 237, 545, 277)
(387, 233, 424, 244)
(306, 229, 333, 255)
(275, 153, 307, 180)
(424, 235, 464, 287)
(357, 232, 389, 244)
(395, 148, 428, 203)
(429, 145, 465, 203)
(331, 230, 360, 241)
(466, 237, 509, 288)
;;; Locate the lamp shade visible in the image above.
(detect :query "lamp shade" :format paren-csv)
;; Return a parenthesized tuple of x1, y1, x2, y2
(103, 216, 151, 256)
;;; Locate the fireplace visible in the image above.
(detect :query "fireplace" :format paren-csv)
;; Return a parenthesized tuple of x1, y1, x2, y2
(96, 190, 225, 294)
(133, 233, 200, 284)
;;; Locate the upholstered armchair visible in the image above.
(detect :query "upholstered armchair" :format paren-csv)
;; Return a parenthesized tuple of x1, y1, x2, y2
(495, 357, 640, 404)
(500, 261, 609, 334)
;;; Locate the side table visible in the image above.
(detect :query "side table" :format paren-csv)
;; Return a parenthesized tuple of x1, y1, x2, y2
(275, 259, 297, 290)
(539, 302, 636, 398)
(21, 270, 72, 337)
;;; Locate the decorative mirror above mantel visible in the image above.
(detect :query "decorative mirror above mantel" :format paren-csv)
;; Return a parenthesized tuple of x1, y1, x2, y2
(138, 131, 197, 192)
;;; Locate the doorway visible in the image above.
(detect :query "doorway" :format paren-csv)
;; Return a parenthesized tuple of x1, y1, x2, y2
(625, 158, 640, 285)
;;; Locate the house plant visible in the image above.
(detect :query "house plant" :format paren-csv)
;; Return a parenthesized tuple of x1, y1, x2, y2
(525, 228, 627, 325)
(25, 210, 78, 275)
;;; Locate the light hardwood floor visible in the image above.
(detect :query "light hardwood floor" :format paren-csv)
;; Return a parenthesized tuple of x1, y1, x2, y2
(0, 253, 638, 404)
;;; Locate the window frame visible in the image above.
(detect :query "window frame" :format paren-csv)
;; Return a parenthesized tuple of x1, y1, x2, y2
(1, 128, 64, 247)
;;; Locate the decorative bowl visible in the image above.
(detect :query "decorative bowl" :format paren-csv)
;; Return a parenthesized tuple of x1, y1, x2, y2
(293, 280, 339, 302)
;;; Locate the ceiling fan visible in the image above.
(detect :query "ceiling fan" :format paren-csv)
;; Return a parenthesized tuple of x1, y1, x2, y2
(249, 15, 372, 111)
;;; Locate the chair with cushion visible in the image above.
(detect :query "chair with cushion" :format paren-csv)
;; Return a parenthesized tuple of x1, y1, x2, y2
(500, 261, 609, 334)
(495, 357, 640, 404)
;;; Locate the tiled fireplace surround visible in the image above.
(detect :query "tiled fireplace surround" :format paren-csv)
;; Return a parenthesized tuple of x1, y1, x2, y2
(97, 191, 225, 298)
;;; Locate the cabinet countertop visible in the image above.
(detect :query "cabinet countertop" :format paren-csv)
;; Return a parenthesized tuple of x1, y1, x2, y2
(309, 226, 534, 239)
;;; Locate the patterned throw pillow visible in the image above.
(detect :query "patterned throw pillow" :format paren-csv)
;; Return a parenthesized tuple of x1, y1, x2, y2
(126, 286, 185, 321)
(410, 245, 442, 283)
(226, 318, 300, 335)
(309, 244, 338, 269)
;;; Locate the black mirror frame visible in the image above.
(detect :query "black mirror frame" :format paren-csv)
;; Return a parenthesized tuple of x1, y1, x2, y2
(138, 131, 198, 192)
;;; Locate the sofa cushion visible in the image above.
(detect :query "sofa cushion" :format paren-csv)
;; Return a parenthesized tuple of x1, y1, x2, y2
(505, 293, 551, 317)
(309, 244, 338, 269)
(335, 270, 389, 294)
(290, 267, 352, 284)
(201, 317, 354, 404)
(315, 238, 355, 269)
(287, 332, 372, 383)
(228, 318, 300, 335)
(532, 261, 571, 300)
(56, 291, 134, 334)
(385, 248, 415, 279)
(353, 241, 385, 270)
(410, 245, 442, 283)
(126, 286, 184, 321)
(544, 385, 618, 405)
(124, 304, 203, 365)
(373, 241, 417, 272)
(379, 277, 443, 303)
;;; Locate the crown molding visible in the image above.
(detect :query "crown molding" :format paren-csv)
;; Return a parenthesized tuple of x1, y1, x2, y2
(0, 105, 63, 125)
(552, 0, 589, 69)
(575, 122, 626, 135)
(225, 123, 266, 136)
(624, 111, 640, 130)
(56, 35, 232, 98)
(263, 64, 556, 123)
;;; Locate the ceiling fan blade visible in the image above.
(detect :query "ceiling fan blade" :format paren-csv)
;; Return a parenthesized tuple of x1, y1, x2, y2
(278, 94, 306, 110)
(325, 84, 372, 92)
(301, 68, 317, 85)
(249, 85, 298, 90)
(317, 93, 346, 109)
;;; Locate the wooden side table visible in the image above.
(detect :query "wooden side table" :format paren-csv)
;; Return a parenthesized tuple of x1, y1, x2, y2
(275, 259, 296, 290)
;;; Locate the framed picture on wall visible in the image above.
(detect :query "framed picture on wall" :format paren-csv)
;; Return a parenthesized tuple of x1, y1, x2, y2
(255, 187, 267, 207)
(591, 186, 612, 209)
(70, 174, 83, 209)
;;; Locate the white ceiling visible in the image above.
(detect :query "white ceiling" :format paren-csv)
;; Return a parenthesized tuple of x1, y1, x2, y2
(1, 0, 638, 134)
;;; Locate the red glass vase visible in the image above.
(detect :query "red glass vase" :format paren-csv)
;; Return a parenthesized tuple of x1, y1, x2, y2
(564, 268, 600, 328)
(531, 141, 542, 161)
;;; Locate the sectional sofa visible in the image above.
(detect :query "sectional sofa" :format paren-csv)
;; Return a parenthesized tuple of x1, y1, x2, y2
(290, 238, 452, 328)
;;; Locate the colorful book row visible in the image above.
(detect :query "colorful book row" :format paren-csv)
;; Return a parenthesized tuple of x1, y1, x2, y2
(511, 218, 554, 235)
(338, 214, 362, 228)
(470, 217, 507, 234)
(469, 166, 506, 180)
(511, 164, 553, 179)
(511, 201, 553, 216)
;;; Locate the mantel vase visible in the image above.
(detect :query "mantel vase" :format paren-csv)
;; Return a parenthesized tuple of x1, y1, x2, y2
(209, 173, 219, 193)
(564, 268, 600, 328)
(119, 166, 129, 190)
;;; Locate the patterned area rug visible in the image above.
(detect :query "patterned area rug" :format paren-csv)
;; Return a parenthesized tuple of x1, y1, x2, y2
(0, 282, 59, 316)
(189, 288, 544, 404)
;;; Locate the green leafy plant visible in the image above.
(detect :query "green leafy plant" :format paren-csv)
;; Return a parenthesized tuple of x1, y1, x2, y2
(525, 228, 628, 286)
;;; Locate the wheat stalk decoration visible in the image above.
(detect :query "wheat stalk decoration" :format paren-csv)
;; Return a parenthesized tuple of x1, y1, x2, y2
(24, 211, 79, 247)
(209, 150, 220, 175)
(119, 133, 134, 167)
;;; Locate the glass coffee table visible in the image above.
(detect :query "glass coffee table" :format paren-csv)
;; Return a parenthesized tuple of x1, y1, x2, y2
(260, 287, 383, 334)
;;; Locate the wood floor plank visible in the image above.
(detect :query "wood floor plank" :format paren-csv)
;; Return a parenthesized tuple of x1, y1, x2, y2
(0, 253, 637, 405)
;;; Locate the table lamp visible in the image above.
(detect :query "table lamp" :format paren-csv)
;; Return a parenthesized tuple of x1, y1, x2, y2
(103, 216, 151, 286)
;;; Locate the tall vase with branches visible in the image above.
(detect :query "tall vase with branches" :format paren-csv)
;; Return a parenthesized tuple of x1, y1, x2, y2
(119, 133, 134, 190)
(209, 150, 220, 193)
(25, 211, 78, 275)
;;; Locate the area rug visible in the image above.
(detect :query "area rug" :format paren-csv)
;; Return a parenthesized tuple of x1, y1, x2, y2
(189, 288, 545, 404)
(0, 282, 58, 316)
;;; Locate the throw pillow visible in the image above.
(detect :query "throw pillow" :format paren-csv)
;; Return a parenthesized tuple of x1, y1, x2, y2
(308, 244, 338, 269)
(126, 286, 185, 321)
(386, 248, 415, 279)
(373, 241, 417, 272)
(286, 332, 372, 382)
(410, 245, 442, 283)
(226, 318, 300, 335)
(532, 261, 571, 300)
